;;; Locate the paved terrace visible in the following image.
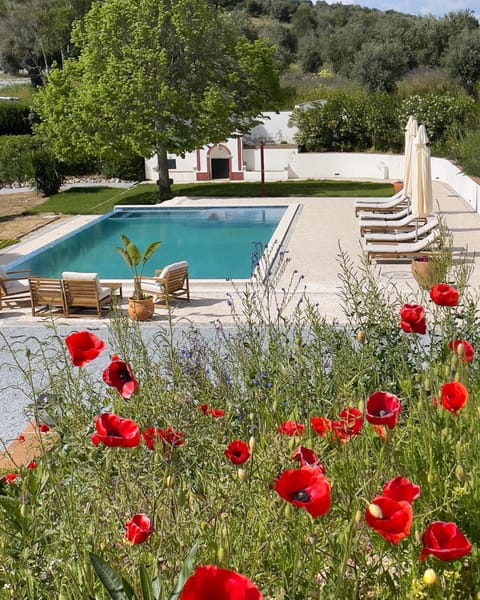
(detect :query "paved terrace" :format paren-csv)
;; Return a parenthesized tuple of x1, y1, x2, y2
(0, 181, 479, 327)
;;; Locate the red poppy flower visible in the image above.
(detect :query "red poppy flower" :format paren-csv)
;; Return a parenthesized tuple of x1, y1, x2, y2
(430, 284, 459, 307)
(142, 427, 185, 450)
(26, 461, 37, 470)
(366, 392, 401, 430)
(399, 304, 426, 334)
(332, 407, 363, 442)
(39, 424, 50, 433)
(91, 413, 140, 448)
(449, 340, 474, 363)
(420, 521, 472, 562)
(224, 440, 250, 465)
(277, 421, 305, 436)
(102, 356, 139, 399)
(440, 381, 468, 415)
(124, 514, 153, 545)
(65, 331, 106, 367)
(274, 466, 331, 519)
(310, 417, 332, 437)
(382, 476, 420, 504)
(17, 435, 25, 443)
(179, 565, 262, 600)
(3, 473, 18, 484)
(199, 404, 224, 418)
(291, 446, 324, 470)
(365, 495, 413, 545)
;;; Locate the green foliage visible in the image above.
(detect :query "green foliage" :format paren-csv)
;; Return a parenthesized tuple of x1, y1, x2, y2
(398, 93, 475, 144)
(33, 0, 280, 199)
(443, 28, 480, 95)
(115, 234, 161, 300)
(291, 91, 402, 152)
(0, 102, 32, 135)
(31, 148, 65, 196)
(98, 154, 145, 182)
(351, 40, 409, 93)
(396, 68, 463, 99)
(0, 134, 38, 184)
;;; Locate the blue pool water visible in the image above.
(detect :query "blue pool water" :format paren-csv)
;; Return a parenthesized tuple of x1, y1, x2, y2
(10, 206, 287, 279)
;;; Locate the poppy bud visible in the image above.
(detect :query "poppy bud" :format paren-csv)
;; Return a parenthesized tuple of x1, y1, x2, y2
(356, 330, 366, 345)
(357, 400, 364, 413)
(454, 371, 460, 382)
(427, 470, 435, 483)
(450, 353, 459, 370)
(249, 436, 256, 451)
(456, 343, 465, 358)
(367, 503, 383, 519)
(288, 437, 296, 450)
(354, 510, 362, 524)
(272, 400, 278, 412)
(237, 468, 247, 481)
(441, 427, 450, 442)
(166, 475, 174, 488)
(455, 465, 465, 483)
(423, 377, 431, 392)
(217, 546, 226, 562)
(422, 568, 439, 587)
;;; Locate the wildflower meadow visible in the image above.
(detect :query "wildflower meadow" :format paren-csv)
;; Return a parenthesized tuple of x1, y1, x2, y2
(0, 248, 480, 599)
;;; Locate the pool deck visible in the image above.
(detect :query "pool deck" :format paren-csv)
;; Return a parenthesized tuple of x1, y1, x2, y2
(1, 181, 480, 326)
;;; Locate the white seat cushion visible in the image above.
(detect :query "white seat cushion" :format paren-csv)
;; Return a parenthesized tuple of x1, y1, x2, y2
(62, 271, 105, 296)
(157, 261, 188, 279)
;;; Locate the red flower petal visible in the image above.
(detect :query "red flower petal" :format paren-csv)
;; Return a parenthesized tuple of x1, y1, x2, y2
(382, 476, 420, 504)
(102, 358, 139, 399)
(420, 521, 471, 562)
(124, 514, 153, 545)
(224, 440, 250, 465)
(275, 466, 330, 519)
(277, 421, 305, 436)
(179, 565, 262, 599)
(449, 340, 474, 363)
(430, 284, 459, 307)
(365, 495, 412, 545)
(92, 414, 140, 448)
(65, 331, 106, 367)
(366, 392, 401, 430)
(440, 381, 468, 415)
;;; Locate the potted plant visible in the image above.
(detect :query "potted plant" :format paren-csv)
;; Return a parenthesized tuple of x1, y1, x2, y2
(115, 234, 161, 321)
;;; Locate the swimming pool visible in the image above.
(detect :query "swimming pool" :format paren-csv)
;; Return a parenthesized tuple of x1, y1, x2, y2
(9, 205, 293, 280)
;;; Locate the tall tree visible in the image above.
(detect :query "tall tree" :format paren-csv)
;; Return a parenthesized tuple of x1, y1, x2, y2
(0, 0, 92, 85)
(34, 0, 280, 199)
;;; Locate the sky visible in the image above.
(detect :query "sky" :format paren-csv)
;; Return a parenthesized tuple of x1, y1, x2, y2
(320, 0, 480, 18)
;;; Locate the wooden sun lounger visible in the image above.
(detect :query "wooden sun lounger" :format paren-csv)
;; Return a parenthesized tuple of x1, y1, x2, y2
(0, 268, 32, 309)
(141, 261, 190, 304)
(364, 216, 438, 243)
(363, 229, 441, 261)
(29, 278, 67, 317)
(359, 212, 426, 235)
(354, 195, 409, 217)
(357, 205, 411, 222)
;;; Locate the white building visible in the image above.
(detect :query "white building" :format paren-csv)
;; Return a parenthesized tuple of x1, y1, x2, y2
(144, 111, 299, 184)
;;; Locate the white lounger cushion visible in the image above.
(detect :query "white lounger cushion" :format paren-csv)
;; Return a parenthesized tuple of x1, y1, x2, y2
(0, 267, 30, 294)
(364, 216, 439, 243)
(62, 271, 110, 299)
(362, 229, 440, 255)
(156, 261, 188, 279)
(357, 206, 411, 221)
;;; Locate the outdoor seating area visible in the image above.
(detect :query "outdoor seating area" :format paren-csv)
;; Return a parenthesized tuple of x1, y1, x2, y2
(357, 117, 441, 262)
(0, 264, 192, 318)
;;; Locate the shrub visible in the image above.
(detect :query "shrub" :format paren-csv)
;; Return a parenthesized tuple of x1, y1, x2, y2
(0, 135, 38, 184)
(98, 153, 145, 181)
(31, 149, 65, 196)
(0, 102, 32, 135)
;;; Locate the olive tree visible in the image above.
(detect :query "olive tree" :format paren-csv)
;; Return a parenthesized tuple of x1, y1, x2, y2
(34, 0, 280, 199)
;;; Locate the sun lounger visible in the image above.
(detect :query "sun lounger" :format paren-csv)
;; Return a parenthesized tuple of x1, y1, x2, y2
(354, 194, 409, 217)
(364, 216, 438, 243)
(363, 229, 440, 261)
(141, 261, 190, 304)
(29, 278, 67, 317)
(359, 212, 427, 235)
(357, 206, 411, 223)
(0, 268, 32, 308)
(355, 189, 404, 207)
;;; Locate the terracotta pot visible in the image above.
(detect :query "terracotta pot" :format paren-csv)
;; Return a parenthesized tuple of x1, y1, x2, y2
(411, 257, 435, 290)
(127, 297, 155, 321)
(392, 181, 403, 193)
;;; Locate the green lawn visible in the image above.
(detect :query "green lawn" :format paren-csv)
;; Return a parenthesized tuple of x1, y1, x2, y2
(26, 179, 393, 215)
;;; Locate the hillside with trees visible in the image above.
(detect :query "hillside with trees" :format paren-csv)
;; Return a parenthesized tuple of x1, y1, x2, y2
(2, 0, 480, 188)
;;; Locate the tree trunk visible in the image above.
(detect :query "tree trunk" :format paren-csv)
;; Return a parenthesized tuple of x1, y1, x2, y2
(156, 145, 172, 202)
